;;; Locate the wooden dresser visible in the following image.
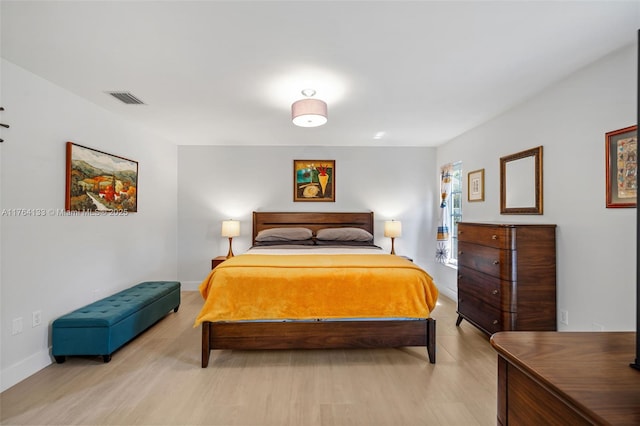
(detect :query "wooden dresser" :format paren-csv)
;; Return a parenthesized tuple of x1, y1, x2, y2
(491, 332, 640, 425)
(456, 222, 557, 334)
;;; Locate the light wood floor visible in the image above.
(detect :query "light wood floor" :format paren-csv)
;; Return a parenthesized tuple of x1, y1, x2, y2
(1, 292, 497, 426)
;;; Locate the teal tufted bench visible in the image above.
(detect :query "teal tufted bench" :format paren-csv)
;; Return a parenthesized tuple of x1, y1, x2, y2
(52, 281, 180, 363)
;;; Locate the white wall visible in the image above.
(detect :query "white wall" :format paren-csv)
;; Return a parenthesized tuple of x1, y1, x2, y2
(435, 44, 637, 332)
(0, 59, 179, 391)
(177, 146, 438, 288)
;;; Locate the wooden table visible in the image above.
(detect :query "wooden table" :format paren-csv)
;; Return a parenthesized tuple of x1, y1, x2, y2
(211, 256, 227, 269)
(490, 331, 640, 425)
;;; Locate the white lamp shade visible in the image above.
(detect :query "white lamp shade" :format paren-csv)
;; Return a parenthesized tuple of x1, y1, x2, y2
(384, 220, 402, 238)
(221, 220, 240, 238)
(291, 98, 328, 127)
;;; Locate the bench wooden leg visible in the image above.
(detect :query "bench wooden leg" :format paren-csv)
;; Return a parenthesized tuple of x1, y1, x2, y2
(54, 356, 66, 364)
(174, 305, 180, 313)
(103, 355, 112, 363)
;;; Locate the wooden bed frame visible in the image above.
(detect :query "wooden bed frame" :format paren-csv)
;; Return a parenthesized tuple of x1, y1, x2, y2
(201, 211, 436, 367)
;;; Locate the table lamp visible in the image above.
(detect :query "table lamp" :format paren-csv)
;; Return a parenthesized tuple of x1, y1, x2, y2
(221, 220, 240, 258)
(384, 220, 402, 255)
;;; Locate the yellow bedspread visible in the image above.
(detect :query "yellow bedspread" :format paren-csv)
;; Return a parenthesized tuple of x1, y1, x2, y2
(194, 254, 438, 326)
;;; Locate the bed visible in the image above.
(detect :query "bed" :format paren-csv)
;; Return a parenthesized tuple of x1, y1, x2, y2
(195, 211, 438, 367)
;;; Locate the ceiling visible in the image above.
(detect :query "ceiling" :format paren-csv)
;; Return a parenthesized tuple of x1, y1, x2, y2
(2, 1, 639, 147)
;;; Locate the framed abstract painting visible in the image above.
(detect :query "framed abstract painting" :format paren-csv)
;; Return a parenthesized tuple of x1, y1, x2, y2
(293, 160, 335, 202)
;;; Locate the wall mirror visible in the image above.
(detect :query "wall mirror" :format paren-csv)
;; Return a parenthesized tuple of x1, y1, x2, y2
(500, 146, 543, 214)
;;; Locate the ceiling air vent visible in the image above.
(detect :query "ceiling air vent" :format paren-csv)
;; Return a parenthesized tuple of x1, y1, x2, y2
(107, 91, 145, 105)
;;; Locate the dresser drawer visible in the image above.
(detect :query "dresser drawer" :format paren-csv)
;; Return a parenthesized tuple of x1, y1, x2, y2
(458, 223, 514, 249)
(458, 242, 514, 281)
(457, 289, 506, 334)
(458, 266, 516, 312)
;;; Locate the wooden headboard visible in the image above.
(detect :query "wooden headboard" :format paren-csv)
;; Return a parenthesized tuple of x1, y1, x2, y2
(252, 211, 374, 244)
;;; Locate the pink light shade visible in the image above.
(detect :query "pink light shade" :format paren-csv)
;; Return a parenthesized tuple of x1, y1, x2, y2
(291, 98, 328, 127)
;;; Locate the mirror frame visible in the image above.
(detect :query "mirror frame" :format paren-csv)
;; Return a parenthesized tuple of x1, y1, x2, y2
(500, 146, 543, 215)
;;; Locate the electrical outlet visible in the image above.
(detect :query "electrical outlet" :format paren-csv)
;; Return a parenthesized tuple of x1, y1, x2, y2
(32, 310, 42, 327)
(12, 317, 23, 335)
(560, 310, 569, 325)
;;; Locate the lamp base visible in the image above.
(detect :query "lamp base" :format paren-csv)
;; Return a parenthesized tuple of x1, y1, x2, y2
(226, 237, 234, 258)
(390, 237, 396, 255)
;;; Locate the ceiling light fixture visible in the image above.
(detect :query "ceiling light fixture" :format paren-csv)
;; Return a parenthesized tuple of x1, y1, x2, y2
(291, 89, 327, 127)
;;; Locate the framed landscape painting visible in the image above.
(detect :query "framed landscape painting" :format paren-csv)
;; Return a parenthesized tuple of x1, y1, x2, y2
(293, 160, 335, 202)
(606, 126, 637, 208)
(65, 142, 138, 212)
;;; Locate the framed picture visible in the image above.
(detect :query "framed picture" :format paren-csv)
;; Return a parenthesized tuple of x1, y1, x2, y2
(606, 125, 637, 208)
(467, 168, 485, 202)
(293, 160, 335, 202)
(65, 142, 138, 212)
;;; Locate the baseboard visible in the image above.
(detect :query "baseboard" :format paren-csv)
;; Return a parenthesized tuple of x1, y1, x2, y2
(1, 347, 52, 393)
(438, 286, 457, 303)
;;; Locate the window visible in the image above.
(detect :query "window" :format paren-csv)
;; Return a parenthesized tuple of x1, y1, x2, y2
(448, 161, 463, 265)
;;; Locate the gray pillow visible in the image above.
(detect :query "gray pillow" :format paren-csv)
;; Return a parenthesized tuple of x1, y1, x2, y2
(316, 227, 373, 242)
(254, 239, 316, 246)
(255, 227, 313, 242)
(315, 240, 379, 247)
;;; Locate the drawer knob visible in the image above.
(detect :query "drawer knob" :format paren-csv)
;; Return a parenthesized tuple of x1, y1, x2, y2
(458, 275, 463, 280)
(491, 235, 498, 240)
(493, 260, 499, 265)
(491, 289, 498, 295)
(458, 251, 463, 256)
(493, 320, 499, 325)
